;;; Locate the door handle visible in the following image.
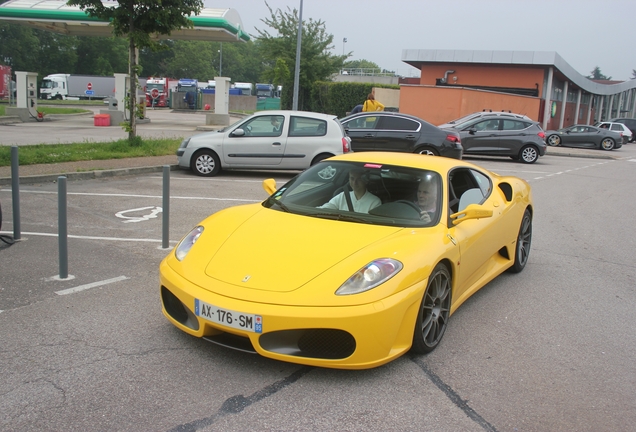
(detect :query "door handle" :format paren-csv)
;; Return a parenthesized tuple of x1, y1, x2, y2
(363, 134, 374, 138)
(272, 142, 281, 146)
(405, 135, 416, 139)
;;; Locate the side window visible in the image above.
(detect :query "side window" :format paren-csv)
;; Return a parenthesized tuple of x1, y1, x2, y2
(502, 120, 529, 131)
(344, 116, 377, 130)
(377, 116, 419, 131)
(610, 124, 622, 132)
(289, 116, 328, 137)
(240, 115, 285, 137)
(472, 119, 499, 131)
(470, 169, 492, 197)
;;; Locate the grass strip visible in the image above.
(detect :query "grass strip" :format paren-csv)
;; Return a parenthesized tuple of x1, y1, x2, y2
(0, 138, 182, 166)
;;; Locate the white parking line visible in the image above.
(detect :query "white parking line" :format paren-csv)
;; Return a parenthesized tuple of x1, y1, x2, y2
(0, 231, 178, 243)
(55, 275, 129, 296)
(0, 189, 259, 202)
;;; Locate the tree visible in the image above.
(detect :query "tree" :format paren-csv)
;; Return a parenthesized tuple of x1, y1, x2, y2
(67, 0, 203, 142)
(631, 69, 636, 80)
(343, 59, 380, 70)
(255, 2, 344, 110)
(588, 66, 612, 81)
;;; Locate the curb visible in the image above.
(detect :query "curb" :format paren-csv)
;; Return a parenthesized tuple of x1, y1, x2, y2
(0, 164, 179, 186)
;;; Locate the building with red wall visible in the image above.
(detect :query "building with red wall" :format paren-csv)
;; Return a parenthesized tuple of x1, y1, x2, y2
(399, 50, 636, 129)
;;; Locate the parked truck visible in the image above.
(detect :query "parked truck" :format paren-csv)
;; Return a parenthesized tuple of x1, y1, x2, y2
(39, 74, 116, 100)
(177, 78, 199, 109)
(0, 65, 12, 99)
(234, 82, 253, 96)
(145, 77, 177, 107)
(256, 83, 275, 99)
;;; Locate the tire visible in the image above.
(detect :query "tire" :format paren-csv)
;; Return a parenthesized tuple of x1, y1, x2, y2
(311, 153, 332, 166)
(416, 147, 439, 156)
(191, 149, 221, 177)
(600, 137, 615, 151)
(508, 209, 532, 273)
(546, 134, 561, 146)
(55, 94, 63, 101)
(411, 263, 451, 354)
(519, 145, 539, 164)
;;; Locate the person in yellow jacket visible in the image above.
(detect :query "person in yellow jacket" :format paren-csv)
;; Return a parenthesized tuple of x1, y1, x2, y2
(362, 93, 385, 112)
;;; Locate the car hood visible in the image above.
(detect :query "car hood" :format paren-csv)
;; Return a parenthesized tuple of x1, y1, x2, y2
(202, 207, 402, 293)
(189, 130, 226, 146)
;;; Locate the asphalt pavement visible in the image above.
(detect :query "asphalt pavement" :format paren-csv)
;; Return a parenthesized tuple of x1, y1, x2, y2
(0, 107, 242, 185)
(2, 112, 636, 430)
(0, 108, 625, 187)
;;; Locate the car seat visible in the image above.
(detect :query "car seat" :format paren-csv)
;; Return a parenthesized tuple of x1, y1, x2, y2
(458, 188, 484, 212)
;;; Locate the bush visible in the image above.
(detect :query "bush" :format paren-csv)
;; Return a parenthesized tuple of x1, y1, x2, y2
(309, 81, 400, 118)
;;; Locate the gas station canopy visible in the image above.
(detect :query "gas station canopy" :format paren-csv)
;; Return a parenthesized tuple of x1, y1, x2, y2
(0, 0, 250, 42)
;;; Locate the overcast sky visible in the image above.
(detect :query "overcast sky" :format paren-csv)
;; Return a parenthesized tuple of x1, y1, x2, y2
(205, 0, 635, 81)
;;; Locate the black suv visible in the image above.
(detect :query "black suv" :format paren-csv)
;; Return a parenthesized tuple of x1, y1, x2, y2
(609, 118, 636, 142)
(441, 113, 546, 164)
(340, 112, 463, 159)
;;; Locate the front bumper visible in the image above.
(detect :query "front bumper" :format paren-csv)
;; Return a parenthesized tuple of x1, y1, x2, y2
(159, 259, 424, 369)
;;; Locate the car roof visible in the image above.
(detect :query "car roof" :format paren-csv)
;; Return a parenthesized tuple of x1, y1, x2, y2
(326, 151, 492, 175)
(439, 111, 532, 128)
(340, 111, 429, 124)
(253, 110, 337, 120)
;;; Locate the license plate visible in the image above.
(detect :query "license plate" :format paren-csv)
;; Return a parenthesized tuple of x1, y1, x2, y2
(195, 299, 262, 333)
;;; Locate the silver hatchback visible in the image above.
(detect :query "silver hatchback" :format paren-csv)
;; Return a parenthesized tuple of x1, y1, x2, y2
(177, 110, 352, 176)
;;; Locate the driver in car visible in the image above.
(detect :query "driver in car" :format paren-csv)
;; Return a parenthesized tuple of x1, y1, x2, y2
(319, 169, 381, 213)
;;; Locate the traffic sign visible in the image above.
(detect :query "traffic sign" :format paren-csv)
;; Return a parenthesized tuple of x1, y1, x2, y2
(85, 90, 95, 95)
(151, 88, 159, 98)
(87, 82, 93, 90)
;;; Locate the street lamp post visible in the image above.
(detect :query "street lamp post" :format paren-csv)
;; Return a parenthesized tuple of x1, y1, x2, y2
(292, 0, 303, 111)
(218, 43, 223, 76)
(342, 37, 347, 57)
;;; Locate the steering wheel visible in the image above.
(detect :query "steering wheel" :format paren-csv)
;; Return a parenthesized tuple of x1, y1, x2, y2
(394, 200, 421, 213)
(244, 125, 252, 136)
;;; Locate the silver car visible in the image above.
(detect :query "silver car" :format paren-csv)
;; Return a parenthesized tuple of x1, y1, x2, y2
(177, 110, 352, 176)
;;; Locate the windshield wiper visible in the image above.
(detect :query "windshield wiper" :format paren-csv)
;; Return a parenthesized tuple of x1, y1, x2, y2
(310, 212, 368, 223)
(270, 199, 291, 212)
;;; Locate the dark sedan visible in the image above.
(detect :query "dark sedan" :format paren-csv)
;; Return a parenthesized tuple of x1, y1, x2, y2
(545, 125, 623, 151)
(340, 112, 463, 159)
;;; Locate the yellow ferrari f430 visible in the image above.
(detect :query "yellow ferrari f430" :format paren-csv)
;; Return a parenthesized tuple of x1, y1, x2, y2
(160, 152, 533, 369)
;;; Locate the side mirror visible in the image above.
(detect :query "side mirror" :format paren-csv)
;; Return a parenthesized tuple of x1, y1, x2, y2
(450, 204, 493, 225)
(263, 178, 277, 195)
(468, 128, 477, 135)
(231, 128, 245, 137)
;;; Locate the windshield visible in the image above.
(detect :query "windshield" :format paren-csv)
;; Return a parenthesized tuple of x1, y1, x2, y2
(41, 80, 54, 89)
(147, 83, 164, 91)
(263, 161, 442, 227)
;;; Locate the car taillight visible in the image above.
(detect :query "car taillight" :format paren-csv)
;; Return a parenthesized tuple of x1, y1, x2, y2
(342, 137, 351, 153)
(537, 131, 545, 139)
(446, 134, 461, 143)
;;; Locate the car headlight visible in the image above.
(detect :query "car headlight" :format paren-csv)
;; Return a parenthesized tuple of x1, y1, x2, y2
(179, 137, 191, 149)
(175, 226, 204, 261)
(336, 259, 403, 295)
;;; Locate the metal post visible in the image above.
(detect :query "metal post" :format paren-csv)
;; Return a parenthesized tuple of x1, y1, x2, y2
(219, 43, 223, 76)
(162, 165, 170, 249)
(58, 176, 68, 279)
(292, 0, 303, 111)
(11, 146, 21, 240)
